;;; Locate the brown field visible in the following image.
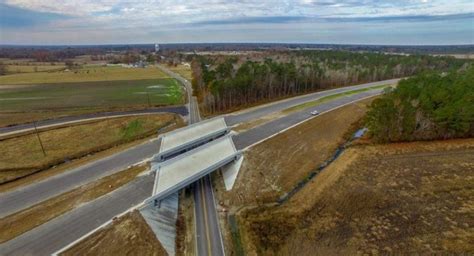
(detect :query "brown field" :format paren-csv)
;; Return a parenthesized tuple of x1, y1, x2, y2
(0, 66, 168, 85)
(0, 114, 182, 184)
(239, 139, 474, 255)
(0, 165, 147, 243)
(5, 64, 66, 74)
(62, 210, 167, 256)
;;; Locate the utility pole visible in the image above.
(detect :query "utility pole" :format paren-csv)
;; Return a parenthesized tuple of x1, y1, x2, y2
(147, 92, 151, 107)
(34, 122, 46, 157)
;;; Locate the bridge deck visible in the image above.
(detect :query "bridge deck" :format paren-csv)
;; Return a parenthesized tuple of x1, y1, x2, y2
(156, 117, 229, 161)
(147, 136, 239, 203)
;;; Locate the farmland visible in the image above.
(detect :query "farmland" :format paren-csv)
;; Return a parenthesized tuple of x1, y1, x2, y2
(0, 66, 168, 84)
(0, 114, 182, 184)
(0, 66, 184, 127)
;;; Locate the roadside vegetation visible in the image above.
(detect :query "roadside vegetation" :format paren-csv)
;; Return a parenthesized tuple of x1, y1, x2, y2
(192, 51, 471, 114)
(0, 114, 182, 184)
(366, 67, 474, 142)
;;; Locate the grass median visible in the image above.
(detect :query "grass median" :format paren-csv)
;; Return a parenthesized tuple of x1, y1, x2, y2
(282, 84, 390, 113)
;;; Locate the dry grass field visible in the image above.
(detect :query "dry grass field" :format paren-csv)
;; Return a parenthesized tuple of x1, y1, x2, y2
(5, 64, 66, 74)
(0, 114, 181, 183)
(62, 210, 167, 256)
(239, 139, 474, 255)
(166, 64, 193, 81)
(0, 66, 168, 84)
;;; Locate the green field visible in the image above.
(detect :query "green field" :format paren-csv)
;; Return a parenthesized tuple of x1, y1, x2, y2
(0, 78, 183, 112)
(0, 66, 168, 84)
(0, 65, 183, 127)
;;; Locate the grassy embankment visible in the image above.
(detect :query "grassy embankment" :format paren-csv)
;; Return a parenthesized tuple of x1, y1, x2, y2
(0, 66, 184, 127)
(0, 114, 181, 184)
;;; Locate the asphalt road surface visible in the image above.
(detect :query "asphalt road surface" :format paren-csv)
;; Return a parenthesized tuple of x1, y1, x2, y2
(0, 78, 398, 255)
(188, 96, 225, 256)
(0, 106, 188, 137)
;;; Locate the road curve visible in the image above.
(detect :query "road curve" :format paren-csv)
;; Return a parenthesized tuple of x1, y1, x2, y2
(0, 106, 188, 138)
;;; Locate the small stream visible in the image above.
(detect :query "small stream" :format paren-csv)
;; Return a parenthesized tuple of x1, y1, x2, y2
(277, 127, 367, 204)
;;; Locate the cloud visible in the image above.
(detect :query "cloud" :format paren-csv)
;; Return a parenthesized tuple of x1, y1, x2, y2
(0, 3, 69, 28)
(1, 0, 473, 45)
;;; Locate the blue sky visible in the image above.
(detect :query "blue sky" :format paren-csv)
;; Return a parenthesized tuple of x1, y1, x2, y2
(0, 0, 473, 45)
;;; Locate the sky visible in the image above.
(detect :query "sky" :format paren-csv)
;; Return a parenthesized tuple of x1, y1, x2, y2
(0, 0, 473, 45)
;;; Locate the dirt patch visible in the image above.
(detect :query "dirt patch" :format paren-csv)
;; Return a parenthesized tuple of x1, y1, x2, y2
(0, 165, 147, 243)
(61, 210, 167, 256)
(241, 139, 474, 255)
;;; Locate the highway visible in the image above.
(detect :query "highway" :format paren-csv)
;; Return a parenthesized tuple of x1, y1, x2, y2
(160, 63, 225, 256)
(0, 75, 398, 255)
(0, 106, 188, 138)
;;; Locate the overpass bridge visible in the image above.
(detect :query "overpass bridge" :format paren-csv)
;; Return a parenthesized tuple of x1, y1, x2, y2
(145, 117, 243, 205)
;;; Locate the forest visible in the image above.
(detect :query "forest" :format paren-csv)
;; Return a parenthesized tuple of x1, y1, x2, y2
(366, 67, 474, 142)
(191, 50, 471, 114)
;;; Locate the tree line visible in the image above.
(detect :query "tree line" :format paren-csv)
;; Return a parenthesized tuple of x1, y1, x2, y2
(366, 67, 474, 142)
(191, 50, 471, 114)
